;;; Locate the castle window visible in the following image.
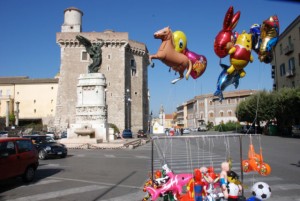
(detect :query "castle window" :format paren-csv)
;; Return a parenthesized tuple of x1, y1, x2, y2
(34, 109, 36, 113)
(51, 87, 54, 90)
(107, 65, 110, 71)
(131, 69, 136, 76)
(34, 100, 36, 104)
(81, 51, 88, 61)
(131, 59, 136, 76)
(135, 92, 138, 95)
(108, 54, 111, 59)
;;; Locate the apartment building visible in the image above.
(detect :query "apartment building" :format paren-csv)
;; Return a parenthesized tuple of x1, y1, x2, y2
(272, 15, 300, 90)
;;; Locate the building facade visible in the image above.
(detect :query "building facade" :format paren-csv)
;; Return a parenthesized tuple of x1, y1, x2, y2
(54, 7, 150, 133)
(0, 77, 58, 127)
(272, 15, 300, 90)
(176, 90, 256, 128)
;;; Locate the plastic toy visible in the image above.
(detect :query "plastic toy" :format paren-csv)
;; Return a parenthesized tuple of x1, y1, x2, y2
(149, 26, 192, 84)
(203, 167, 223, 201)
(146, 164, 193, 201)
(142, 170, 163, 201)
(227, 170, 243, 201)
(219, 161, 230, 199)
(242, 142, 271, 176)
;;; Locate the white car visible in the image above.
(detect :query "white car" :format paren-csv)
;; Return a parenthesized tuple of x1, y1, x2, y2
(183, 128, 191, 134)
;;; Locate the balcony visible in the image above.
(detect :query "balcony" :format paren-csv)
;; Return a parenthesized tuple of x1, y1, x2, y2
(286, 69, 295, 78)
(284, 43, 294, 55)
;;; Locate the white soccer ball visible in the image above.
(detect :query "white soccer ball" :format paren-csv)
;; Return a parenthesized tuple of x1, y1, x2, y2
(251, 182, 272, 200)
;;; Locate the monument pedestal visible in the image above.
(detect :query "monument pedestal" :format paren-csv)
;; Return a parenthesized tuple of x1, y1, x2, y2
(64, 73, 108, 144)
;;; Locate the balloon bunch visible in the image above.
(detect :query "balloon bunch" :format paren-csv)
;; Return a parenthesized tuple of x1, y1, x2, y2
(213, 6, 279, 101)
(149, 26, 207, 84)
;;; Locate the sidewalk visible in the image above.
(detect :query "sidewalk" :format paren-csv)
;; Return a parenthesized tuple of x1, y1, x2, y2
(58, 137, 150, 149)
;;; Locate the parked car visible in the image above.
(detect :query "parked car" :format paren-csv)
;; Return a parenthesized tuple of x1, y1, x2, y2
(240, 125, 262, 134)
(198, 124, 208, 132)
(23, 135, 68, 160)
(183, 128, 191, 134)
(291, 125, 300, 137)
(46, 132, 55, 139)
(122, 129, 133, 138)
(0, 137, 39, 182)
(61, 131, 67, 138)
(0, 131, 8, 137)
(137, 130, 147, 138)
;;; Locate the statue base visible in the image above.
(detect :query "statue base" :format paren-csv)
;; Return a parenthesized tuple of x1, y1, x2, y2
(66, 73, 109, 144)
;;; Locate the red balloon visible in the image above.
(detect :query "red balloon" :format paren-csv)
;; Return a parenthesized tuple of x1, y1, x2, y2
(184, 49, 207, 79)
(214, 6, 241, 58)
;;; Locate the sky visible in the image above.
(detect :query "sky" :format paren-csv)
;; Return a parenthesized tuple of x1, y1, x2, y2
(0, 0, 299, 116)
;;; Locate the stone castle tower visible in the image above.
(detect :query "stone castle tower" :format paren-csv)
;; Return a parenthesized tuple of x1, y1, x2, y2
(54, 7, 150, 133)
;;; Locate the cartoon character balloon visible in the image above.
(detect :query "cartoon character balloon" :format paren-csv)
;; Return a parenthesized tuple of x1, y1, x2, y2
(214, 6, 241, 58)
(227, 31, 254, 78)
(173, 30, 187, 53)
(259, 15, 279, 63)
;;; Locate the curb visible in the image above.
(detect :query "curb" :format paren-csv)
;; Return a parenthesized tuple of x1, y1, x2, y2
(61, 138, 150, 150)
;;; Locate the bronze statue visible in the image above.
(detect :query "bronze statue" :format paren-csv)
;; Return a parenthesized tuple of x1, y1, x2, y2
(76, 35, 104, 73)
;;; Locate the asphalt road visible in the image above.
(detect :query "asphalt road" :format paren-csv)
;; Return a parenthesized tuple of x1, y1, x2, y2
(0, 132, 299, 201)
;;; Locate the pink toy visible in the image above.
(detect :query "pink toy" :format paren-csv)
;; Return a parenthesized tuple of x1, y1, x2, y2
(146, 164, 193, 200)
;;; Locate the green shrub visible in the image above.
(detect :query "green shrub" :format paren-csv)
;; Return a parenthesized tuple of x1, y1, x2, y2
(214, 121, 242, 132)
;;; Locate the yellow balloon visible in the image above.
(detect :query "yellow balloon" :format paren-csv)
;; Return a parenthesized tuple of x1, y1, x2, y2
(173, 30, 187, 53)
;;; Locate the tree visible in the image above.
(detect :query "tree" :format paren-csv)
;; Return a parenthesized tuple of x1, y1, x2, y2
(236, 87, 300, 136)
(236, 90, 276, 126)
(273, 87, 300, 135)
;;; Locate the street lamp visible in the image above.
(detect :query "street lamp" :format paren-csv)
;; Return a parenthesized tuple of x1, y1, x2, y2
(125, 89, 131, 129)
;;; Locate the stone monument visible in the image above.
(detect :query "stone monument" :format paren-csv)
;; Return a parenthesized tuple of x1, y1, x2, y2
(63, 35, 109, 145)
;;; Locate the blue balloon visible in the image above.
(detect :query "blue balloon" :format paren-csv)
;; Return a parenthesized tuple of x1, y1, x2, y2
(214, 63, 240, 101)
